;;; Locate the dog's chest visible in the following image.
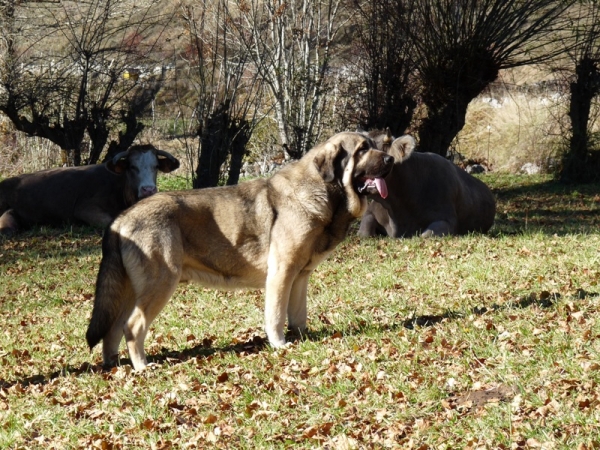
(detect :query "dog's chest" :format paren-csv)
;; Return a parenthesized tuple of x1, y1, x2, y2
(303, 216, 352, 270)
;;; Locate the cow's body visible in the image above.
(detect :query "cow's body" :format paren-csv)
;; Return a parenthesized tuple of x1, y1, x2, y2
(358, 133, 496, 238)
(0, 145, 179, 235)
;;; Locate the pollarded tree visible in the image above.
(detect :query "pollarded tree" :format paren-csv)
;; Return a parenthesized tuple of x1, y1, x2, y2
(351, 0, 418, 137)
(179, 0, 265, 188)
(559, 1, 600, 182)
(0, 0, 172, 165)
(408, 0, 573, 156)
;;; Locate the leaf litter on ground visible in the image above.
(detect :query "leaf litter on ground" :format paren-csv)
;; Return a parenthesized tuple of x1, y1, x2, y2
(1, 174, 600, 448)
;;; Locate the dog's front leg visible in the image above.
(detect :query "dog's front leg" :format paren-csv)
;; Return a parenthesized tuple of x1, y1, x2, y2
(287, 270, 311, 334)
(264, 248, 295, 348)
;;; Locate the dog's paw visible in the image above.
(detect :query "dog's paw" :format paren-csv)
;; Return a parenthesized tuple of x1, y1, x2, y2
(265, 327, 287, 348)
(269, 339, 289, 349)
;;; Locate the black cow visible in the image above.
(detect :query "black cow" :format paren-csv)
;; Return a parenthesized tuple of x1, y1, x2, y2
(358, 130, 496, 238)
(0, 144, 180, 236)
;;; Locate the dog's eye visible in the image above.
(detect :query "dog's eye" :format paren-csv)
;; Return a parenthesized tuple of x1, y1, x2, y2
(357, 143, 370, 154)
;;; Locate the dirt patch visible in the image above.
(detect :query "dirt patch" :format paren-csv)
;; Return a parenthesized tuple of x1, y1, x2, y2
(445, 384, 517, 410)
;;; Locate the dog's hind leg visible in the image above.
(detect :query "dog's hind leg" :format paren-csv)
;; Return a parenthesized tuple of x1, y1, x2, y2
(102, 283, 136, 367)
(287, 270, 311, 334)
(123, 276, 179, 370)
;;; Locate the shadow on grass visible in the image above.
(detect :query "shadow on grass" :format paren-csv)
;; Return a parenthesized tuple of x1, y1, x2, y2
(491, 179, 600, 235)
(302, 288, 599, 341)
(2, 288, 597, 389)
(0, 336, 268, 390)
(0, 225, 103, 267)
(400, 288, 596, 330)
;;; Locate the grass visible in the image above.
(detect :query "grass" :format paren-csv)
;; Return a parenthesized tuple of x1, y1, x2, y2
(1, 173, 600, 449)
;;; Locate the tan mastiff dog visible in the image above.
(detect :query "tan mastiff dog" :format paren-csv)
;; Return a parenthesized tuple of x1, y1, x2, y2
(86, 132, 394, 370)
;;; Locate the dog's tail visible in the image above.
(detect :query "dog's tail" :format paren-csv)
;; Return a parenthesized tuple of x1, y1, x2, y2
(86, 225, 132, 350)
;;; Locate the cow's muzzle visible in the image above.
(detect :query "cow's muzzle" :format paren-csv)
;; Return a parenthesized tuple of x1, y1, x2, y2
(139, 186, 158, 198)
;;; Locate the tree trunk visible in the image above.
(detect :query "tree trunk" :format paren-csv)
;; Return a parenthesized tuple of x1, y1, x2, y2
(561, 56, 600, 182)
(227, 123, 250, 186)
(417, 96, 471, 156)
(416, 45, 500, 156)
(570, 57, 595, 157)
(194, 106, 231, 189)
(102, 111, 145, 163)
(194, 128, 223, 189)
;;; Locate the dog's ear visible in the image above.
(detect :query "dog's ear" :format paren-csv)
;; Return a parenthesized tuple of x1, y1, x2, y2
(389, 135, 416, 163)
(313, 142, 339, 182)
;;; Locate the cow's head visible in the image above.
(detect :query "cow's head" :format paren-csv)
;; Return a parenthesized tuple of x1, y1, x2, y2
(357, 129, 416, 164)
(107, 144, 180, 203)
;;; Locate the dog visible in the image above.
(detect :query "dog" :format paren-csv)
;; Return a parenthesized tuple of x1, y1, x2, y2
(86, 132, 394, 370)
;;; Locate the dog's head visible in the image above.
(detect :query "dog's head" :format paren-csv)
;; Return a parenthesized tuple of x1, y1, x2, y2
(313, 132, 394, 217)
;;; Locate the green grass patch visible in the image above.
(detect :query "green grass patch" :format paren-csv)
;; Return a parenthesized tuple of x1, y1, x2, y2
(1, 174, 599, 448)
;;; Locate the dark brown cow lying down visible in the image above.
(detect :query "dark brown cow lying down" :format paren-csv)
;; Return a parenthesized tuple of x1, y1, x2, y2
(0, 145, 179, 236)
(358, 132, 496, 238)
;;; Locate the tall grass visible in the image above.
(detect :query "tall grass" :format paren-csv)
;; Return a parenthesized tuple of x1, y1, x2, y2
(455, 91, 567, 173)
(0, 117, 63, 177)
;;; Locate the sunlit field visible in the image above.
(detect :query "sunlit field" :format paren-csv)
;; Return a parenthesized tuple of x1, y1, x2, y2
(1, 173, 599, 449)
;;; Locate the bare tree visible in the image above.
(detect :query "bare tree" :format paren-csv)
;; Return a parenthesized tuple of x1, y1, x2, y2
(229, 0, 346, 159)
(558, 1, 600, 182)
(179, 0, 265, 188)
(350, 0, 417, 137)
(407, 0, 573, 156)
(0, 0, 172, 166)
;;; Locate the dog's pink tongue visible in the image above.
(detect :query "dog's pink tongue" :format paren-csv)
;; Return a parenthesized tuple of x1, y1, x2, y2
(375, 178, 388, 199)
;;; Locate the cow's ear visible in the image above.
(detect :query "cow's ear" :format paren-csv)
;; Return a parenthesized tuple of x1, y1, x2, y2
(106, 151, 129, 174)
(314, 142, 340, 182)
(389, 135, 416, 162)
(156, 150, 180, 173)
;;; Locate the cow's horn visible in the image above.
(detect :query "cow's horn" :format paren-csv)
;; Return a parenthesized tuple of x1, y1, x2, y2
(156, 149, 177, 161)
(111, 150, 129, 164)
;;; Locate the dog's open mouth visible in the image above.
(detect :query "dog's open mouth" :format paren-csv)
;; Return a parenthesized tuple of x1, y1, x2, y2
(357, 177, 388, 199)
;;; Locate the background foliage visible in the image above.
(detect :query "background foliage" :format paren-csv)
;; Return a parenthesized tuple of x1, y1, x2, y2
(1, 0, 599, 183)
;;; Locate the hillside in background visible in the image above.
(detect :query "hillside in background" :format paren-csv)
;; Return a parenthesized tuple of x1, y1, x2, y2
(1, 1, 599, 182)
